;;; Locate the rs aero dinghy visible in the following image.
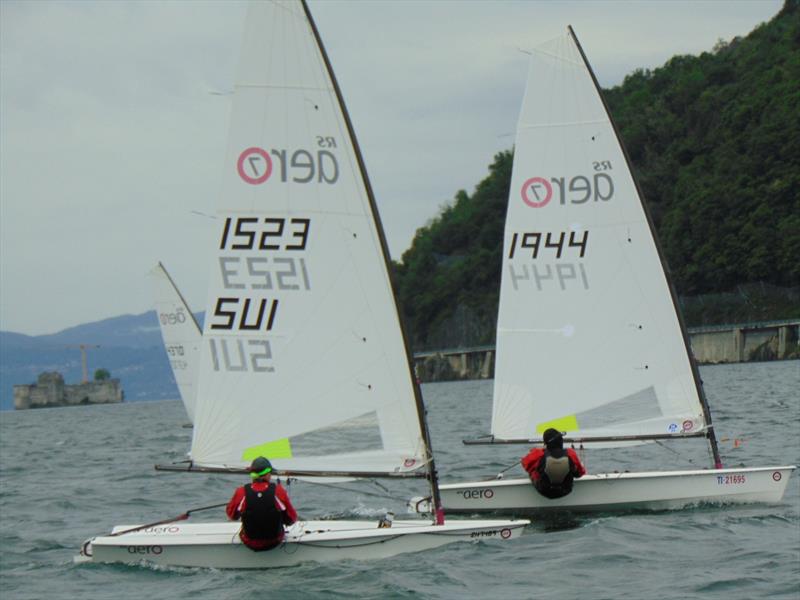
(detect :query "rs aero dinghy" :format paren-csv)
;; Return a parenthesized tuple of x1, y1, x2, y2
(78, 0, 527, 569)
(415, 27, 795, 516)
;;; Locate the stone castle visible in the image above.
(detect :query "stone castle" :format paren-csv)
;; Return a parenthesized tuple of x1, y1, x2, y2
(13, 372, 124, 410)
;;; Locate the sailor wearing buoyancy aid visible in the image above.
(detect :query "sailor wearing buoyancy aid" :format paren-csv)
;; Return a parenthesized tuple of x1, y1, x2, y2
(521, 428, 587, 499)
(226, 457, 298, 551)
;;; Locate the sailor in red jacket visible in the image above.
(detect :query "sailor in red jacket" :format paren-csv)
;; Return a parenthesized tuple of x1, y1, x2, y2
(521, 428, 586, 499)
(226, 457, 298, 551)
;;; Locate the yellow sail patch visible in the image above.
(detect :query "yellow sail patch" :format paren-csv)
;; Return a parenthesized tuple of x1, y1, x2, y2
(536, 415, 579, 434)
(242, 438, 293, 461)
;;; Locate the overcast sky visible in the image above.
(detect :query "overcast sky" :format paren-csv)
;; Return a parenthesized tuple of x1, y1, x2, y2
(0, 0, 783, 336)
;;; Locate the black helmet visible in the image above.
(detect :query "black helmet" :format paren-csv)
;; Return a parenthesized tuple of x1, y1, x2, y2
(249, 456, 273, 478)
(543, 428, 564, 448)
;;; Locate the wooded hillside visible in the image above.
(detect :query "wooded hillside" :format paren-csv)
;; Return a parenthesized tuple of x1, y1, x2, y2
(394, 1, 799, 349)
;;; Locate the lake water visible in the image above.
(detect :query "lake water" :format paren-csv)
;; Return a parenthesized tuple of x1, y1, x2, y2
(1, 361, 798, 599)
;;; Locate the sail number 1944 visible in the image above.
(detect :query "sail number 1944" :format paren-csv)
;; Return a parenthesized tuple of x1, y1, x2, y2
(508, 230, 588, 259)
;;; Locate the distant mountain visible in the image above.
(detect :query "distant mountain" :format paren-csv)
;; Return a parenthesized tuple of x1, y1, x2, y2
(0, 331, 41, 349)
(36, 313, 161, 348)
(0, 311, 204, 411)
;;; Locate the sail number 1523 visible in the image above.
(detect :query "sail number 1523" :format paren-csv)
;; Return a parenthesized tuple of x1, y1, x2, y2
(220, 217, 310, 251)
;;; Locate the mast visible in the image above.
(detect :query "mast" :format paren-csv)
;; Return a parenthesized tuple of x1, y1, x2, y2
(566, 25, 722, 468)
(300, 0, 445, 522)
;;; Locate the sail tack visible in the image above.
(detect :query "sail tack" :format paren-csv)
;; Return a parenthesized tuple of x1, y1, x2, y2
(490, 32, 706, 444)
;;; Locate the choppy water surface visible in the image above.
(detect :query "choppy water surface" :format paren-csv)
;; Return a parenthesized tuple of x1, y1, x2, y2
(1, 361, 798, 599)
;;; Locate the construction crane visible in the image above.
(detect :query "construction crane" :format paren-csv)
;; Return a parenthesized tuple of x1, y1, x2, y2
(66, 344, 101, 383)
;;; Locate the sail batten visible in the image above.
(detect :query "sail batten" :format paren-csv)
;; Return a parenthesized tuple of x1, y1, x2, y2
(518, 118, 609, 130)
(235, 84, 332, 91)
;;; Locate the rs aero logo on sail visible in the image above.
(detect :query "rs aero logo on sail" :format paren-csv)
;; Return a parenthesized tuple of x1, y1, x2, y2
(521, 160, 615, 208)
(237, 136, 340, 185)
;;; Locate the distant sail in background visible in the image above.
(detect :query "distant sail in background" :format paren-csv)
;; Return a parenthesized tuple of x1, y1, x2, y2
(149, 262, 201, 423)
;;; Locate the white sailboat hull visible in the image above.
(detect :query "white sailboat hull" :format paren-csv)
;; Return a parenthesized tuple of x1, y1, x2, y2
(423, 466, 796, 515)
(78, 518, 529, 569)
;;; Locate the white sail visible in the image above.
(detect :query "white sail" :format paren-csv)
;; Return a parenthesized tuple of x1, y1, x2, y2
(150, 262, 202, 423)
(490, 32, 706, 443)
(190, 1, 425, 473)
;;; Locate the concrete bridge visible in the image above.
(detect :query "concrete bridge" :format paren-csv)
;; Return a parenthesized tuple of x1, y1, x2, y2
(687, 319, 799, 364)
(412, 320, 799, 383)
(414, 345, 496, 383)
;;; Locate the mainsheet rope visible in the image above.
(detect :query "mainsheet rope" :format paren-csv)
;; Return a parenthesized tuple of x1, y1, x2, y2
(108, 502, 229, 537)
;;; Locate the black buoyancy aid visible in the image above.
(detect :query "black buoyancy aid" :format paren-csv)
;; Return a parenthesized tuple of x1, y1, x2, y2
(242, 483, 283, 540)
(536, 448, 576, 499)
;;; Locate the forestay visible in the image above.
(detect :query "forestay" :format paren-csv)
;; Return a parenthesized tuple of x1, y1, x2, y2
(491, 32, 706, 444)
(191, 1, 424, 473)
(150, 262, 202, 423)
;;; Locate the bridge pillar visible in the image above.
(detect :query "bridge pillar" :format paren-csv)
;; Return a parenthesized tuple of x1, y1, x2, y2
(778, 325, 787, 357)
(481, 350, 494, 379)
(734, 327, 744, 362)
